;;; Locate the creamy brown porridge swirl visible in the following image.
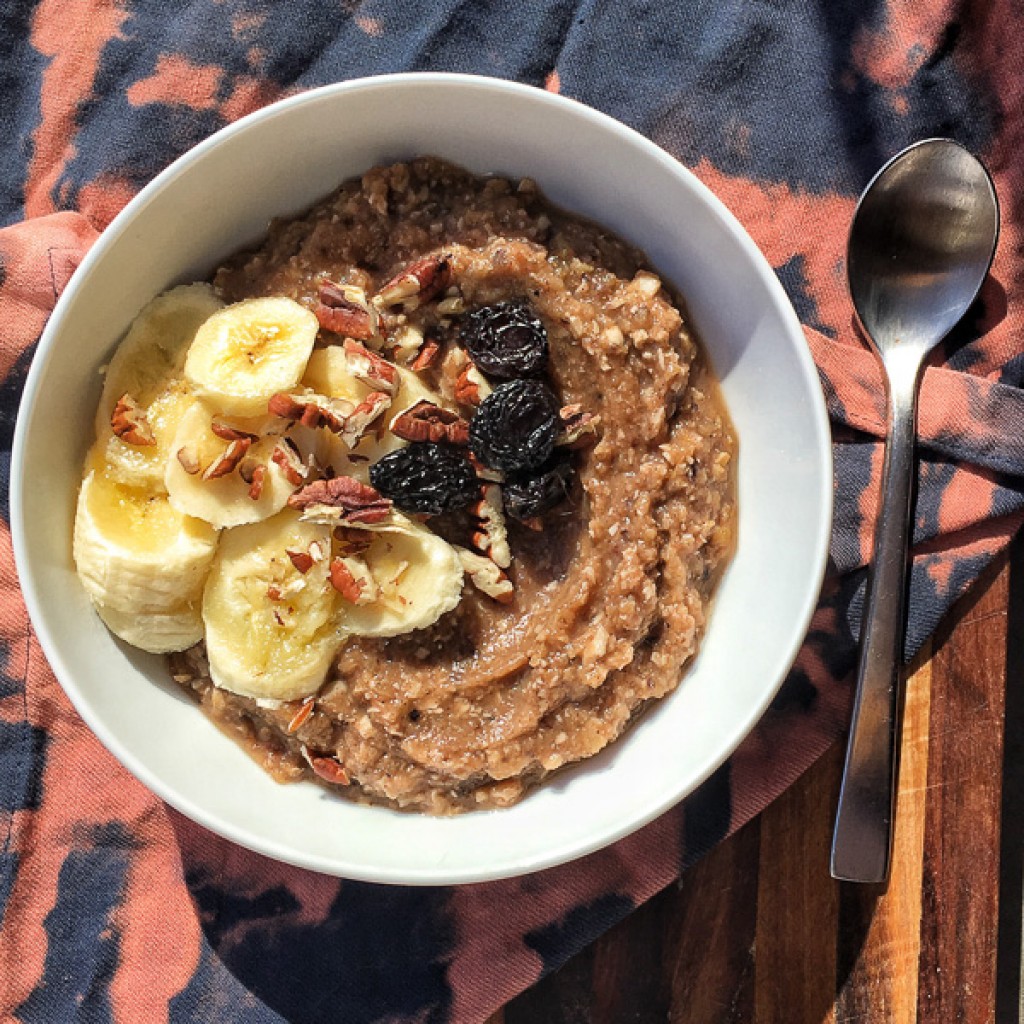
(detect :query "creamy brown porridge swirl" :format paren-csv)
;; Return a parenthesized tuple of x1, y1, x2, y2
(170, 157, 736, 813)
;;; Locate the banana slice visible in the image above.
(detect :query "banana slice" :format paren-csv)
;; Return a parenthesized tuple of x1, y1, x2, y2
(202, 510, 339, 700)
(185, 297, 318, 415)
(102, 378, 197, 491)
(337, 513, 464, 637)
(95, 282, 224, 438)
(164, 401, 295, 529)
(303, 348, 446, 479)
(95, 600, 203, 654)
(74, 453, 219, 616)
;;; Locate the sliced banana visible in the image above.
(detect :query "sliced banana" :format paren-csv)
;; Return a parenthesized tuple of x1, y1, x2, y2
(103, 378, 197, 491)
(303, 348, 446, 479)
(337, 513, 464, 637)
(164, 401, 294, 529)
(185, 297, 318, 415)
(202, 510, 339, 700)
(95, 282, 224, 439)
(73, 453, 219, 616)
(95, 600, 204, 654)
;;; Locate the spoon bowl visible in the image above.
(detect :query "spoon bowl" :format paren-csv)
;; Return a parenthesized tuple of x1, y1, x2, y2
(848, 139, 999, 353)
(832, 139, 998, 884)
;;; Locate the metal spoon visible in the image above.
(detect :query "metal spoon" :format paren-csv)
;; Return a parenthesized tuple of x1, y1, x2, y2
(831, 139, 999, 884)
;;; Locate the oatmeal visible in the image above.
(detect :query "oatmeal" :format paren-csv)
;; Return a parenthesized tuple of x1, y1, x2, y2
(175, 158, 736, 812)
(75, 156, 735, 814)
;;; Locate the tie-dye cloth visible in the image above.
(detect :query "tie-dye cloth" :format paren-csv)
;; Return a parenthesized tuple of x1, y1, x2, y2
(2, 2, 1022, 1021)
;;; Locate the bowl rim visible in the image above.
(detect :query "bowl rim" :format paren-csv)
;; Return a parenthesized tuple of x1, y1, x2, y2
(11, 72, 833, 884)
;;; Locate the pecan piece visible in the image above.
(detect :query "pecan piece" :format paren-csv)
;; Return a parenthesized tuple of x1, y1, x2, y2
(315, 280, 380, 341)
(271, 437, 307, 486)
(470, 484, 511, 568)
(268, 391, 355, 433)
(375, 252, 452, 309)
(286, 697, 315, 734)
(340, 391, 391, 449)
(556, 403, 601, 449)
(301, 746, 351, 786)
(410, 337, 441, 371)
(329, 556, 379, 605)
(457, 547, 514, 604)
(454, 362, 492, 406)
(390, 400, 469, 445)
(176, 446, 201, 476)
(333, 525, 373, 555)
(286, 548, 315, 574)
(249, 464, 267, 500)
(468, 451, 504, 484)
(316, 302, 374, 338)
(310, 756, 351, 786)
(111, 394, 155, 446)
(202, 437, 252, 480)
(211, 421, 259, 443)
(288, 476, 392, 525)
(342, 338, 398, 394)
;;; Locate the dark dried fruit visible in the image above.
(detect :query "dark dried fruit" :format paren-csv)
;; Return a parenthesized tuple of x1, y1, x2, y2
(459, 301, 548, 380)
(369, 442, 479, 515)
(502, 454, 574, 520)
(469, 379, 559, 473)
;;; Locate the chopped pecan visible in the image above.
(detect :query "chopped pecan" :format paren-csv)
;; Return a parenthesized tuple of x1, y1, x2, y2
(288, 476, 392, 525)
(454, 361, 492, 406)
(267, 584, 283, 601)
(176, 446, 201, 476)
(286, 548, 315, 574)
(470, 484, 511, 568)
(457, 547, 514, 604)
(410, 337, 441, 371)
(211, 421, 259, 443)
(246, 463, 266, 500)
(271, 437, 307, 486)
(315, 306, 372, 340)
(390, 400, 469, 445)
(310, 755, 351, 786)
(286, 697, 315, 734)
(391, 325, 425, 362)
(468, 451, 505, 484)
(556, 403, 601, 449)
(301, 745, 351, 786)
(333, 525, 373, 555)
(342, 338, 398, 394)
(111, 394, 155, 446)
(329, 556, 377, 605)
(202, 437, 252, 480)
(340, 391, 391, 449)
(268, 391, 355, 433)
(315, 280, 377, 340)
(375, 252, 452, 309)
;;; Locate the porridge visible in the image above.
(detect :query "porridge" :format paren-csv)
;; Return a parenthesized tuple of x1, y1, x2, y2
(73, 158, 736, 813)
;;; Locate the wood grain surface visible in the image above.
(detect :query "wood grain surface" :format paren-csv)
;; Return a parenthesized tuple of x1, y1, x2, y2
(491, 534, 1023, 1024)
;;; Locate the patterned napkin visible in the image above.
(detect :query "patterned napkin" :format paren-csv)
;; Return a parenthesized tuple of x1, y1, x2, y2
(3, 2, 1022, 1021)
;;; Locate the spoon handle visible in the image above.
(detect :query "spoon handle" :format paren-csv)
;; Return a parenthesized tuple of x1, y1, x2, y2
(831, 357, 922, 883)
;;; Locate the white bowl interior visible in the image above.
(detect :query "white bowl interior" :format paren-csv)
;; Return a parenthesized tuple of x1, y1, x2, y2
(13, 75, 831, 884)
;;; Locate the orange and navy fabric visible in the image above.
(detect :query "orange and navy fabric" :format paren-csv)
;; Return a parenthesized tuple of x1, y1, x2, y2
(2, 2, 1021, 1020)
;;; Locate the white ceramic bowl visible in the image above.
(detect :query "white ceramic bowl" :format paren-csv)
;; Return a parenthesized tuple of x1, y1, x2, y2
(12, 73, 831, 884)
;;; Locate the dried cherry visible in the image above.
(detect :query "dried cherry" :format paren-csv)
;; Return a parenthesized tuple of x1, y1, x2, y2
(502, 454, 574, 520)
(468, 379, 559, 473)
(459, 301, 548, 380)
(369, 442, 479, 515)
